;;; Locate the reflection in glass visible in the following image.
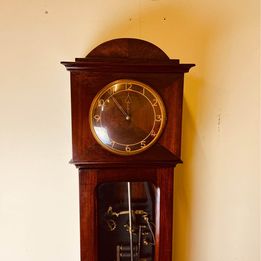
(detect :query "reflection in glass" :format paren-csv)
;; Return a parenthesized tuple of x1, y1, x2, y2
(94, 126, 110, 145)
(98, 182, 156, 261)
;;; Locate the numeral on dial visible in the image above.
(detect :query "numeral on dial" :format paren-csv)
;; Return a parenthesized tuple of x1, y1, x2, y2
(141, 140, 146, 147)
(109, 87, 116, 95)
(152, 99, 158, 106)
(98, 99, 105, 107)
(125, 146, 131, 152)
(155, 115, 162, 121)
(125, 83, 132, 90)
(151, 130, 156, 137)
(93, 115, 101, 122)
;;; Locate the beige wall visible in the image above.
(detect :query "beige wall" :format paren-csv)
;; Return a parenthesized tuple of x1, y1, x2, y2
(0, 1, 259, 261)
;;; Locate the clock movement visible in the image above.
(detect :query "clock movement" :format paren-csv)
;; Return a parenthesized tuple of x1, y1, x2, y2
(61, 38, 194, 261)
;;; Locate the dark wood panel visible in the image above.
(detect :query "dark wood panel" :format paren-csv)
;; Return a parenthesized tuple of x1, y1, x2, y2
(157, 168, 174, 260)
(79, 170, 98, 261)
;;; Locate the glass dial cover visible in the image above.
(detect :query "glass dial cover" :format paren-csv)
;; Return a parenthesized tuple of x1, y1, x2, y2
(89, 79, 166, 155)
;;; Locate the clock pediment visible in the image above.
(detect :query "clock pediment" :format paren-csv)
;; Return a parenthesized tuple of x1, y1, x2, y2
(86, 38, 170, 60)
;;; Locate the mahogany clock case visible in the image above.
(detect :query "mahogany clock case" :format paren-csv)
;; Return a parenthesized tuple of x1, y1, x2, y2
(61, 38, 194, 261)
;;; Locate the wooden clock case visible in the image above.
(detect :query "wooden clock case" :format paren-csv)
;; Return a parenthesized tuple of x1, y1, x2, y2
(62, 38, 194, 261)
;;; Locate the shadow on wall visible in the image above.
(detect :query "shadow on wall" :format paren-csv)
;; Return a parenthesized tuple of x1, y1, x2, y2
(82, 4, 214, 261)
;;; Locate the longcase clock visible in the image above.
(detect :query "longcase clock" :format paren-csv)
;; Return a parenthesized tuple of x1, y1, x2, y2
(61, 38, 194, 261)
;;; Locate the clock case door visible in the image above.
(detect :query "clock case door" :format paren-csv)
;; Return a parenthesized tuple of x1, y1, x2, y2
(62, 38, 194, 261)
(79, 167, 174, 261)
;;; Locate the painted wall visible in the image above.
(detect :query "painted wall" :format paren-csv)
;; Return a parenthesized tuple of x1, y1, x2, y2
(0, 1, 259, 261)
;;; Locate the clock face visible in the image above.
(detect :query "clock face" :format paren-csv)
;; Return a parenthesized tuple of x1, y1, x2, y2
(89, 79, 166, 155)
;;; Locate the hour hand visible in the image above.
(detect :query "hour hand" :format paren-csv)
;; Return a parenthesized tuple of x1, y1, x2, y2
(111, 96, 130, 120)
(125, 93, 132, 116)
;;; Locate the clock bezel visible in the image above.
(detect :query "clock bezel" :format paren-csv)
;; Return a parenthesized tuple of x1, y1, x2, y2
(89, 79, 167, 156)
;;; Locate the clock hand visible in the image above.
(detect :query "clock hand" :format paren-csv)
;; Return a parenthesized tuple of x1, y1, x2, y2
(111, 96, 130, 120)
(125, 93, 132, 116)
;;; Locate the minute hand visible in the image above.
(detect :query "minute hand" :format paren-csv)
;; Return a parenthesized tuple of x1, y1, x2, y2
(112, 96, 130, 120)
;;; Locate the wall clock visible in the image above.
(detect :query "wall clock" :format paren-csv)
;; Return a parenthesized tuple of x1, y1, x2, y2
(62, 38, 194, 261)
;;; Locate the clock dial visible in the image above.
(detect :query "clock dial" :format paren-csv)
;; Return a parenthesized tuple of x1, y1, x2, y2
(89, 79, 166, 155)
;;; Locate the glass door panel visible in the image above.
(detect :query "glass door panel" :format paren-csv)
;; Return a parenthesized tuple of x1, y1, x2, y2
(97, 182, 156, 261)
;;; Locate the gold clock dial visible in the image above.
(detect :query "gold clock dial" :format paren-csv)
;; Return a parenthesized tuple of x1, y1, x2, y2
(89, 79, 166, 155)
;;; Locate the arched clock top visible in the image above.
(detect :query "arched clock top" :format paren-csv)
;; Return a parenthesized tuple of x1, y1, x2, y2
(86, 38, 170, 60)
(61, 38, 195, 73)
